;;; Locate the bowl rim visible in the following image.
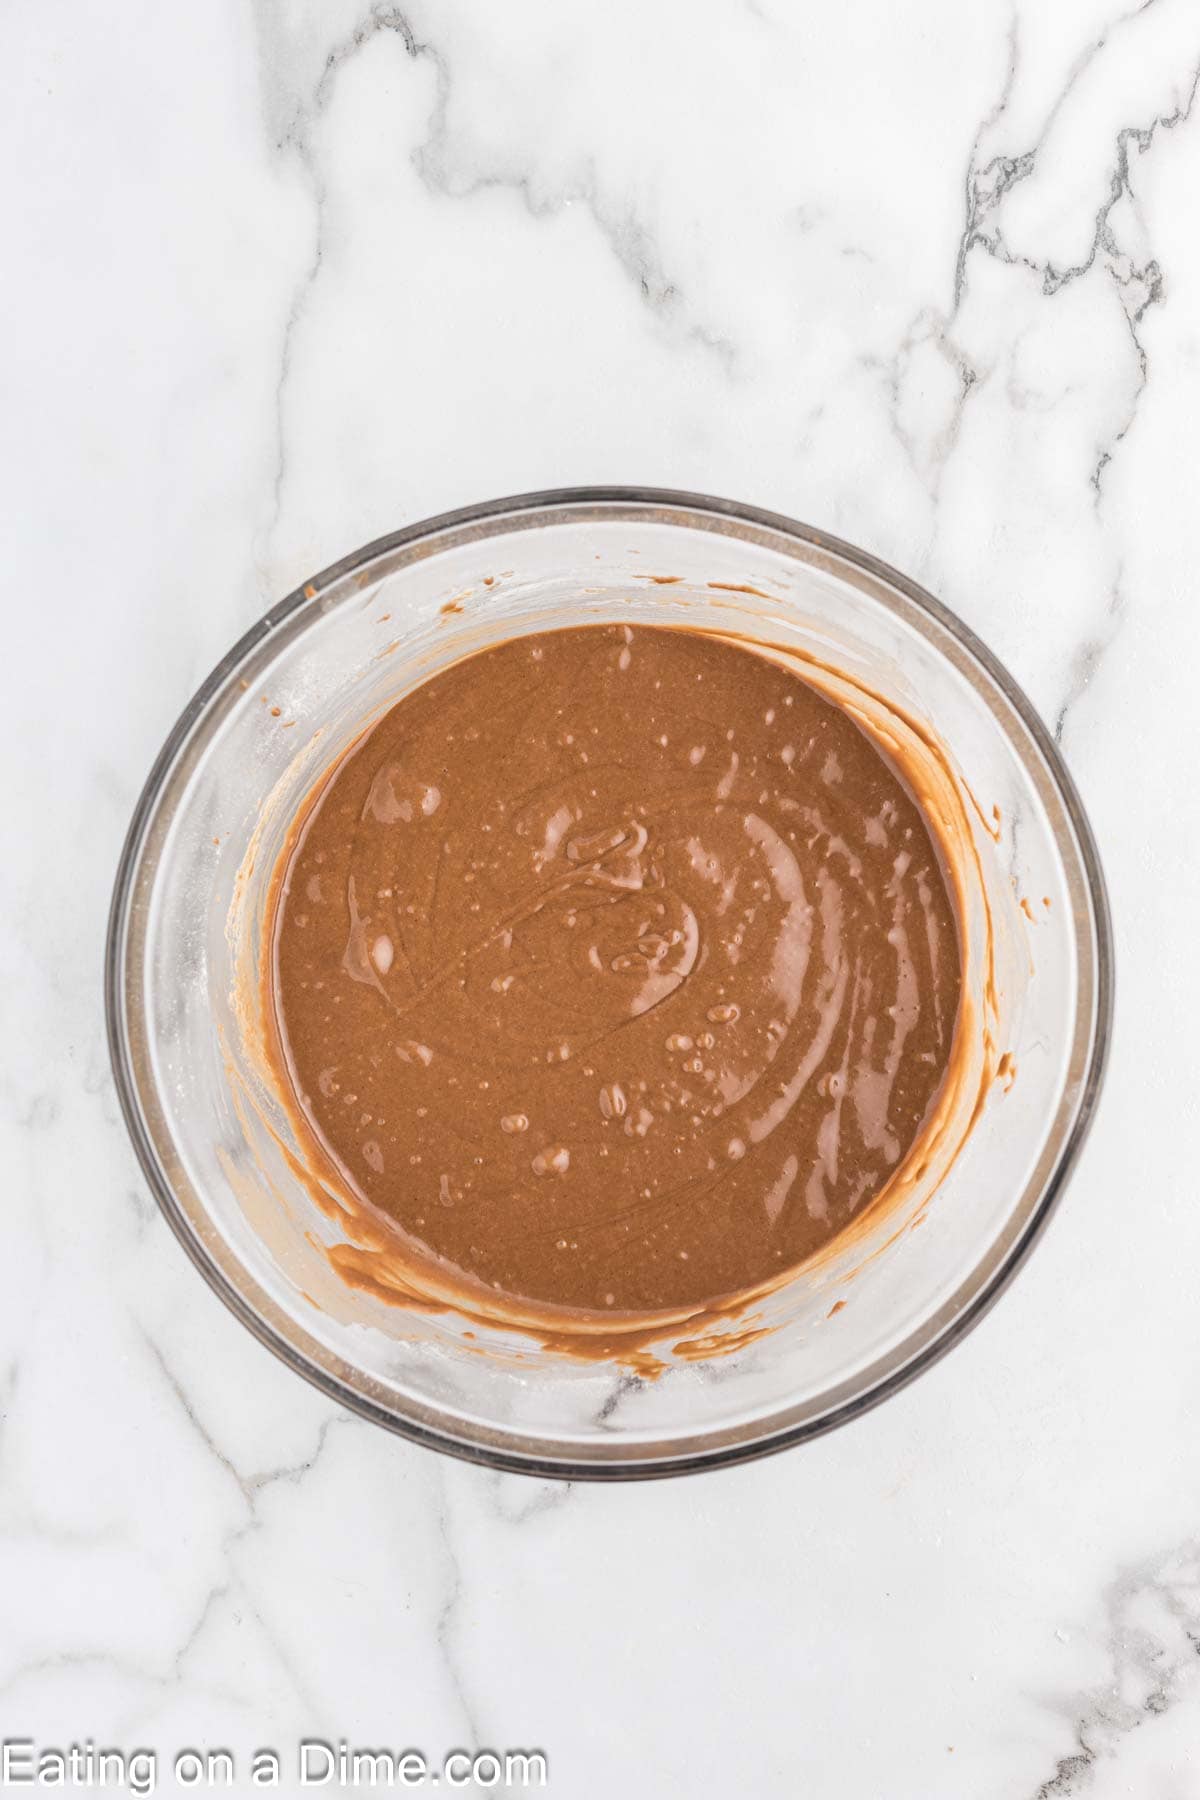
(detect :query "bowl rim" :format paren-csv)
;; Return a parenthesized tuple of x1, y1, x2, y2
(105, 485, 1114, 1480)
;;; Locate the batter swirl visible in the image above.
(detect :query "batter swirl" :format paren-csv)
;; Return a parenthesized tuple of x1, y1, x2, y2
(270, 624, 961, 1315)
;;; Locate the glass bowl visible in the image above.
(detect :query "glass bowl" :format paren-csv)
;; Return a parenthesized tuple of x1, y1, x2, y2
(106, 488, 1112, 1478)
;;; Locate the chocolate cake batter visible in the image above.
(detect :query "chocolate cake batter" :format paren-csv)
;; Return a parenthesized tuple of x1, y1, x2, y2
(269, 625, 961, 1318)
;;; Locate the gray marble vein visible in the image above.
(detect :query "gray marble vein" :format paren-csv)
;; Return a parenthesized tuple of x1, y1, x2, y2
(1034, 1541, 1200, 1797)
(1054, 571, 1125, 743)
(487, 1473, 573, 1527)
(431, 1464, 485, 1748)
(954, 7, 1022, 312)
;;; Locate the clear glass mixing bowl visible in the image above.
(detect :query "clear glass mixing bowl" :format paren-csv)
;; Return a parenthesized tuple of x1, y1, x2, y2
(106, 489, 1112, 1478)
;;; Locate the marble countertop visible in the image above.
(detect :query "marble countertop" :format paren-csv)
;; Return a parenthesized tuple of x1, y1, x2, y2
(5, 0, 1200, 1794)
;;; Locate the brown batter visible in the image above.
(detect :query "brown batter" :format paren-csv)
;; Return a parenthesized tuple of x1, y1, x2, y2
(268, 624, 961, 1320)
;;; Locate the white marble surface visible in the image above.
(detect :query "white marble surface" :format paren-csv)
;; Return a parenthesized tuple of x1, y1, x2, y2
(4, 0, 1200, 1794)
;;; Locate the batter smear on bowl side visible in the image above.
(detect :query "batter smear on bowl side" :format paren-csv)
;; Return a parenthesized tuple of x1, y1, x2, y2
(266, 624, 962, 1322)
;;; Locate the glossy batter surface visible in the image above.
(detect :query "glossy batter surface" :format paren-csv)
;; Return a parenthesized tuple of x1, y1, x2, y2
(271, 625, 961, 1315)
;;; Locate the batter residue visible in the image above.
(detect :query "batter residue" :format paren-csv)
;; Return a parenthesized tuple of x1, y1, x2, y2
(267, 624, 962, 1320)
